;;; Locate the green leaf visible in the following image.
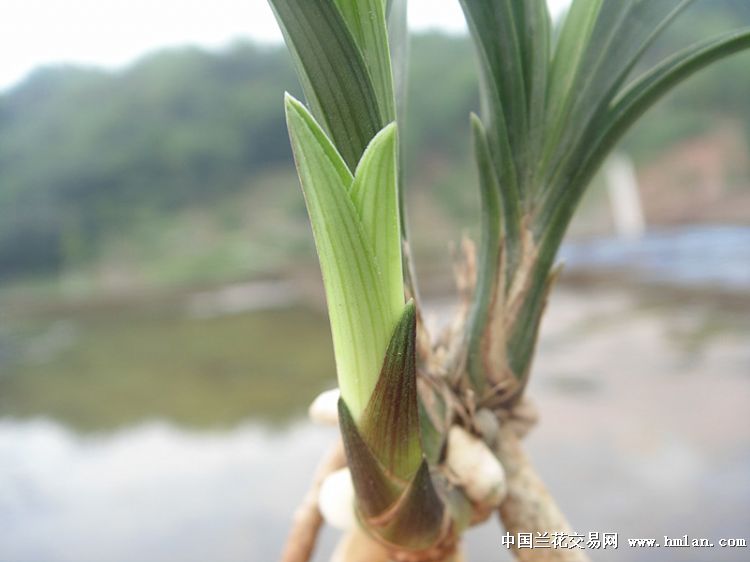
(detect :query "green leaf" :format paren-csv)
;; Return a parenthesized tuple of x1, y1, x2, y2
(360, 300, 420, 480)
(541, 27, 750, 260)
(269, 0, 385, 170)
(607, 28, 750, 156)
(541, 0, 692, 205)
(505, 265, 560, 395)
(285, 94, 391, 417)
(465, 115, 502, 392)
(517, 29, 750, 394)
(458, 0, 523, 272)
(459, 0, 528, 162)
(339, 398, 401, 518)
(543, 0, 602, 168)
(523, 0, 551, 191)
(350, 123, 403, 321)
(333, 0, 396, 121)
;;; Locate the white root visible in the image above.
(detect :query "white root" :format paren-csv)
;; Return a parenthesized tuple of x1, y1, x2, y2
(446, 426, 507, 508)
(318, 468, 356, 531)
(308, 388, 340, 426)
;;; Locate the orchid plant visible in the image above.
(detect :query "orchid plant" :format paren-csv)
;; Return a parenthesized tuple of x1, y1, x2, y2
(269, 1, 750, 561)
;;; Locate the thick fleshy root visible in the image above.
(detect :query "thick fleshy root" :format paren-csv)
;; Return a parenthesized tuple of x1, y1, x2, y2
(495, 425, 590, 562)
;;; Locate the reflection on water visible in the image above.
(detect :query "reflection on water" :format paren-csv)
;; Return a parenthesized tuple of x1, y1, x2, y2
(561, 226, 750, 290)
(1, 285, 749, 561)
(0, 418, 339, 562)
(2, 404, 749, 562)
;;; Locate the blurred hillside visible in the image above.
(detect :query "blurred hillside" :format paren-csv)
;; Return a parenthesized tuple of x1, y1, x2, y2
(1, 3, 749, 293)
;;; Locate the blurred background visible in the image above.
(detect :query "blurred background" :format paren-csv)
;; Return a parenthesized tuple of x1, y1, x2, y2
(0, 1, 749, 561)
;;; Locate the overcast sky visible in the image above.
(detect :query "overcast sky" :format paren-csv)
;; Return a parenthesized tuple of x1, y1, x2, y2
(0, 0, 571, 92)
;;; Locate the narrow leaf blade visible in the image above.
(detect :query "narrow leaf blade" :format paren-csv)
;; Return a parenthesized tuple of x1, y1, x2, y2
(459, 0, 526, 225)
(459, 0, 528, 157)
(542, 0, 692, 203)
(541, 27, 750, 255)
(285, 94, 390, 416)
(524, 0, 551, 190)
(269, 0, 385, 170)
(334, 0, 396, 121)
(541, 0, 604, 179)
(466, 115, 502, 392)
(350, 122, 403, 322)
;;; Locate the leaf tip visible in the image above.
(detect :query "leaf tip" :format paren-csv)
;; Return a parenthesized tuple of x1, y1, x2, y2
(469, 112, 486, 143)
(403, 297, 416, 325)
(283, 92, 306, 121)
(361, 121, 398, 162)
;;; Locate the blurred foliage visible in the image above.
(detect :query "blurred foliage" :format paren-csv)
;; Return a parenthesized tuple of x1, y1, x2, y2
(0, 43, 300, 282)
(0, 3, 749, 285)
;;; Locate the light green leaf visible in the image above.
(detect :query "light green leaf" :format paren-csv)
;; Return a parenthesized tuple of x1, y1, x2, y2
(285, 94, 391, 417)
(350, 122, 403, 321)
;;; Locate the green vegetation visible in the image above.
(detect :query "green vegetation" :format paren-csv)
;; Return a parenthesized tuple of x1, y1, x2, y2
(1, 4, 749, 287)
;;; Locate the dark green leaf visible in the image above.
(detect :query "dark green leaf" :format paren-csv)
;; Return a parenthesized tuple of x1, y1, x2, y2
(333, 0, 396, 120)
(459, 0, 526, 199)
(524, 0, 551, 191)
(543, 0, 602, 171)
(269, 0, 385, 170)
(465, 115, 502, 392)
(459, 0, 528, 158)
(541, 27, 750, 261)
(541, 0, 691, 205)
